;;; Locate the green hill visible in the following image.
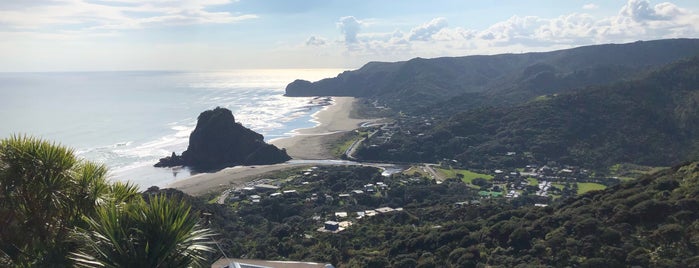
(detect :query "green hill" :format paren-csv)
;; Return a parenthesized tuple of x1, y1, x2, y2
(327, 162, 699, 267)
(191, 161, 699, 267)
(286, 39, 699, 113)
(356, 56, 699, 169)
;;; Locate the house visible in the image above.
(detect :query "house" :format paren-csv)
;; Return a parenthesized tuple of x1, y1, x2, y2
(375, 207, 394, 214)
(283, 190, 298, 195)
(334, 212, 348, 218)
(270, 193, 282, 198)
(255, 184, 279, 192)
(212, 258, 331, 268)
(324, 221, 339, 231)
(453, 201, 469, 207)
(352, 190, 364, 195)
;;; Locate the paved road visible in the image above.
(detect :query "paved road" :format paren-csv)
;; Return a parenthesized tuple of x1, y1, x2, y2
(423, 164, 446, 182)
(344, 130, 379, 160)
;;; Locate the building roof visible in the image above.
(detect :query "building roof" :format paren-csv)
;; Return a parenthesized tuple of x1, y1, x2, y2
(255, 184, 280, 190)
(375, 207, 394, 213)
(212, 258, 331, 268)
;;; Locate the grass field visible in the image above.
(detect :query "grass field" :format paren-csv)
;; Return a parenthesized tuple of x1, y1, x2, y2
(551, 183, 565, 191)
(577, 182, 606, 195)
(436, 168, 493, 184)
(527, 177, 538, 186)
(403, 166, 430, 177)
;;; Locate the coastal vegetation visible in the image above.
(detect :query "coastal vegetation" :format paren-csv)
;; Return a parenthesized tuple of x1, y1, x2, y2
(329, 130, 366, 158)
(286, 39, 699, 114)
(10, 135, 696, 266)
(6, 38, 699, 267)
(286, 39, 699, 171)
(354, 55, 699, 171)
(176, 162, 699, 267)
(0, 136, 212, 267)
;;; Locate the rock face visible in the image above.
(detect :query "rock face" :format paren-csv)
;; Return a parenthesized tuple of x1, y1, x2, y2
(154, 107, 291, 171)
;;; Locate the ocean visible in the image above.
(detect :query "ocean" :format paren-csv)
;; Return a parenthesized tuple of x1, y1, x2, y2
(0, 69, 344, 189)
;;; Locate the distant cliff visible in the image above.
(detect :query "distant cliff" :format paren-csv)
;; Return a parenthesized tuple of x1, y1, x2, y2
(155, 107, 290, 171)
(285, 38, 699, 113)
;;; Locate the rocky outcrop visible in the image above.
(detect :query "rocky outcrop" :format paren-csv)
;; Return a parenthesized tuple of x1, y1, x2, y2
(154, 107, 290, 171)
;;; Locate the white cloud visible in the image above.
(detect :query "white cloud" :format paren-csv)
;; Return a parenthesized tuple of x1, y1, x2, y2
(306, 36, 327, 46)
(337, 16, 362, 44)
(330, 0, 699, 63)
(583, 3, 599, 10)
(408, 17, 448, 41)
(620, 0, 662, 21)
(0, 0, 256, 32)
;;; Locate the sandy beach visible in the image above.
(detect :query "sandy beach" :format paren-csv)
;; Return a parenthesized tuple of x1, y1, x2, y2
(166, 163, 307, 196)
(270, 96, 367, 159)
(167, 96, 372, 196)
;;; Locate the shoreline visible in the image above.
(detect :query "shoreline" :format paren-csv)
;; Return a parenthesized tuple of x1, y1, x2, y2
(166, 96, 376, 196)
(270, 96, 368, 160)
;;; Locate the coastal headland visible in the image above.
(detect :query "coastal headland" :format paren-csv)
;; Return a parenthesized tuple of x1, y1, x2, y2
(166, 97, 376, 196)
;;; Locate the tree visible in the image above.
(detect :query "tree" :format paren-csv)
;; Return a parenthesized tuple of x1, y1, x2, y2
(0, 135, 214, 267)
(72, 195, 214, 268)
(0, 135, 112, 266)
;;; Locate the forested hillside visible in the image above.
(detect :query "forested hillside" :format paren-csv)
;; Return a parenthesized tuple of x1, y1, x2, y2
(326, 161, 699, 267)
(356, 56, 699, 169)
(187, 162, 699, 267)
(286, 39, 699, 113)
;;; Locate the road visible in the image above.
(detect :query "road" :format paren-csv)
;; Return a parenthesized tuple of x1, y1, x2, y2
(423, 164, 446, 182)
(344, 130, 379, 160)
(344, 138, 363, 160)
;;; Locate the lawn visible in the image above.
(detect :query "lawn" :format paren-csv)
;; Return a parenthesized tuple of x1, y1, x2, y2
(618, 177, 636, 182)
(551, 183, 565, 190)
(403, 166, 429, 177)
(527, 177, 538, 186)
(577, 182, 606, 195)
(436, 168, 493, 184)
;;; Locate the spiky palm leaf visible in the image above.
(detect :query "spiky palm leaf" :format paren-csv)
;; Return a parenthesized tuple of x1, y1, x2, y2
(73, 195, 215, 268)
(0, 135, 110, 266)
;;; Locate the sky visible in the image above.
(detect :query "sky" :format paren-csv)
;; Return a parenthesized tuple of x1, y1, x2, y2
(1, 0, 699, 72)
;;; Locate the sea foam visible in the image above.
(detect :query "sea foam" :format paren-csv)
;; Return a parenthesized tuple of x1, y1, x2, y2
(0, 69, 345, 189)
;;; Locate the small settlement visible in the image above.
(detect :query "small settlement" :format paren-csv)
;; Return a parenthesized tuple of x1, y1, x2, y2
(220, 166, 404, 234)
